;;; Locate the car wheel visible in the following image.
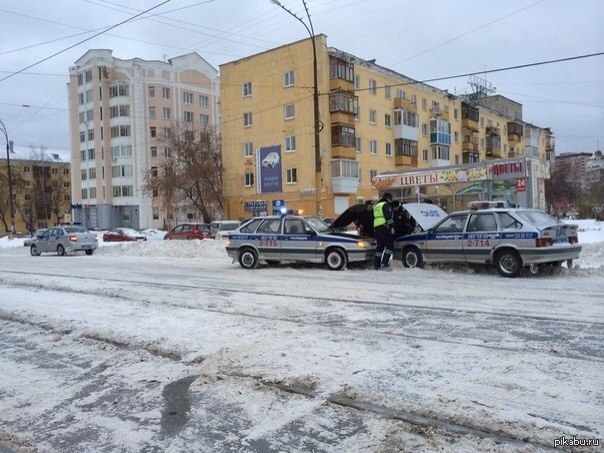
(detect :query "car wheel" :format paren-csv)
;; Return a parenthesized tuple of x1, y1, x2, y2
(495, 249, 523, 277)
(30, 244, 39, 256)
(402, 246, 424, 268)
(325, 248, 347, 271)
(85, 249, 94, 256)
(238, 247, 258, 269)
(57, 244, 66, 256)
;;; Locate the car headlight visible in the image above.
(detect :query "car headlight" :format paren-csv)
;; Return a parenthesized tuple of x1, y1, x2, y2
(356, 240, 367, 248)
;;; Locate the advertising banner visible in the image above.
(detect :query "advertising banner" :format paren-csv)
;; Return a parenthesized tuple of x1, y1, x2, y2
(257, 145, 282, 193)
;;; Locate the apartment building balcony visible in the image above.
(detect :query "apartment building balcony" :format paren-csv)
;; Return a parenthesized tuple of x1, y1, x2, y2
(330, 159, 359, 194)
(461, 118, 479, 132)
(461, 103, 479, 131)
(462, 151, 480, 164)
(329, 77, 354, 92)
(462, 140, 478, 153)
(395, 154, 418, 167)
(486, 126, 501, 136)
(330, 110, 355, 124)
(546, 136, 555, 151)
(393, 97, 416, 112)
(507, 121, 523, 142)
(331, 145, 356, 160)
(430, 107, 449, 121)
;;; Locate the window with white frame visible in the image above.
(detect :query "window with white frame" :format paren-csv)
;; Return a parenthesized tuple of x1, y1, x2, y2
(243, 142, 253, 157)
(80, 150, 86, 161)
(164, 147, 172, 158)
(355, 137, 361, 152)
(354, 74, 360, 89)
(88, 168, 96, 179)
(199, 95, 208, 107)
(163, 127, 171, 139)
(183, 91, 193, 103)
(81, 169, 87, 180)
(284, 103, 295, 119)
(283, 70, 294, 87)
(88, 129, 94, 141)
(285, 135, 296, 152)
(79, 131, 85, 143)
(200, 114, 209, 126)
(421, 123, 427, 135)
(243, 112, 253, 127)
(384, 85, 391, 98)
(85, 89, 93, 103)
(396, 89, 404, 99)
(385, 142, 392, 156)
(89, 187, 96, 198)
(370, 140, 377, 154)
(148, 85, 155, 97)
(162, 87, 170, 99)
(244, 172, 254, 187)
(369, 109, 376, 124)
(286, 168, 297, 184)
(370, 169, 377, 181)
(78, 92, 85, 105)
(184, 111, 194, 123)
(163, 107, 171, 120)
(82, 188, 88, 199)
(87, 148, 95, 160)
(384, 113, 391, 127)
(148, 106, 156, 119)
(422, 149, 428, 161)
(242, 81, 252, 96)
(150, 146, 157, 157)
(369, 79, 377, 94)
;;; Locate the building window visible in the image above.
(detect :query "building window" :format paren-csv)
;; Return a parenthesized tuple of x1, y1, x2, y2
(109, 105, 129, 118)
(384, 85, 391, 98)
(244, 172, 254, 187)
(162, 87, 171, 99)
(82, 188, 88, 199)
(79, 112, 85, 124)
(199, 95, 208, 107)
(329, 91, 358, 114)
(150, 127, 157, 137)
(87, 148, 95, 160)
(369, 79, 377, 94)
(163, 107, 171, 120)
(283, 70, 294, 87)
(86, 109, 94, 121)
(78, 92, 85, 105)
(369, 109, 376, 124)
(163, 128, 172, 139)
(242, 81, 252, 97)
(149, 106, 156, 119)
(394, 110, 417, 127)
(454, 108, 458, 120)
(431, 145, 450, 161)
(370, 169, 377, 181)
(421, 123, 427, 135)
(200, 114, 209, 126)
(355, 137, 361, 152)
(111, 146, 132, 157)
(370, 140, 377, 155)
(396, 89, 404, 99)
(240, 142, 252, 157)
(23, 165, 31, 173)
(88, 168, 96, 179)
(285, 135, 296, 152)
(109, 83, 128, 97)
(385, 142, 392, 156)
(150, 146, 157, 157)
(88, 129, 94, 141)
(284, 103, 295, 119)
(243, 112, 253, 127)
(150, 166, 158, 177)
(286, 168, 297, 184)
(184, 111, 194, 123)
(421, 98, 427, 110)
(331, 125, 355, 147)
(85, 70, 92, 82)
(80, 150, 86, 161)
(329, 56, 354, 82)
(183, 91, 193, 103)
(111, 165, 133, 178)
(396, 139, 418, 156)
(148, 85, 155, 97)
(77, 73, 84, 86)
(384, 113, 391, 127)
(81, 169, 87, 181)
(354, 74, 360, 89)
(85, 89, 93, 103)
(79, 131, 86, 143)
(110, 125, 130, 138)
(164, 147, 172, 157)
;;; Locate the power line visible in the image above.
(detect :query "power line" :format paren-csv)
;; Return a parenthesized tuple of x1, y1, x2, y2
(0, 0, 173, 83)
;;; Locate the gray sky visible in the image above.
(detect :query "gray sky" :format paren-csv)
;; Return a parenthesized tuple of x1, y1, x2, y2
(0, 0, 602, 159)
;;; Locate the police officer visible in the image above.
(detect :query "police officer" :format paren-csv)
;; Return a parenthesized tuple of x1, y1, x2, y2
(391, 200, 416, 237)
(373, 192, 395, 271)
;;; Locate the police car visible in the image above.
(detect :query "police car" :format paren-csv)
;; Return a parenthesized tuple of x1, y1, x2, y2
(394, 201, 582, 277)
(225, 211, 376, 270)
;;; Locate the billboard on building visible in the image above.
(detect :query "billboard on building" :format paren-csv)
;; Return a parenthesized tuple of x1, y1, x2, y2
(256, 145, 282, 193)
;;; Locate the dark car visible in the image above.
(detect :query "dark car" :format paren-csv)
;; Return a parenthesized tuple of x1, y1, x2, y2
(164, 223, 211, 240)
(103, 228, 147, 242)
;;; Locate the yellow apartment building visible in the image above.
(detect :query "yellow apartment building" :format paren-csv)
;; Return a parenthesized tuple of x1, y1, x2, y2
(220, 36, 554, 218)
(67, 50, 219, 230)
(0, 152, 71, 234)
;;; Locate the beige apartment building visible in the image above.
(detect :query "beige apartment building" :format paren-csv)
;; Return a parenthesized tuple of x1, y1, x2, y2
(220, 35, 554, 218)
(67, 50, 219, 229)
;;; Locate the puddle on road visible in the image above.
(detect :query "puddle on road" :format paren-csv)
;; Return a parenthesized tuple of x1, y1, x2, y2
(160, 375, 199, 436)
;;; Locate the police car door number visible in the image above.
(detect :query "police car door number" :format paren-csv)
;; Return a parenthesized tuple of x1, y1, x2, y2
(466, 239, 490, 247)
(258, 239, 278, 247)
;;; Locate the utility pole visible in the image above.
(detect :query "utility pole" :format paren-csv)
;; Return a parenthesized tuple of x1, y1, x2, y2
(0, 119, 16, 233)
(271, 0, 322, 215)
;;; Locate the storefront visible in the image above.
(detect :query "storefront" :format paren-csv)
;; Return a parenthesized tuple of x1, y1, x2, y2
(373, 157, 549, 211)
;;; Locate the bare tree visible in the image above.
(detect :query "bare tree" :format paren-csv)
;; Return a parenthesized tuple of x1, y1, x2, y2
(143, 125, 223, 223)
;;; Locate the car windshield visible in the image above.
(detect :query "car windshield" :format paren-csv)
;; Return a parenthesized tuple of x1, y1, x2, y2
(304, 216, 328, 232)
(515, 210, 561, 227)
(218, 222, 240, 231)
(64, 226, 87, 233)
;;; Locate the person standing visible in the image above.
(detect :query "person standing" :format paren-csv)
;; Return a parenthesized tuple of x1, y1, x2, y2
(391, 200, 416, 238)
(356, 200, 374, 238)
(373, 192, 395, 271)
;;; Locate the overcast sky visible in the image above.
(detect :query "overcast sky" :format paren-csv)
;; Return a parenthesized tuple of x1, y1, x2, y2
(0, 0, 602, 159)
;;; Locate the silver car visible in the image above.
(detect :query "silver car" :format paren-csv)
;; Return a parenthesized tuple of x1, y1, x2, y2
(395, 202, 582, 277)
(23, 228, 48, 247)
(30, 226, 98, 256)
(225, 214, 376, 270)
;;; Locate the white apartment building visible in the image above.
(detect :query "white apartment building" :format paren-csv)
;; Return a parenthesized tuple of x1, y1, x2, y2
(67, 49, 219, 229)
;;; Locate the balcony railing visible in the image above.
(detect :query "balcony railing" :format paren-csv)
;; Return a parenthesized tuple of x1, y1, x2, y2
(393, 97, 416, 112)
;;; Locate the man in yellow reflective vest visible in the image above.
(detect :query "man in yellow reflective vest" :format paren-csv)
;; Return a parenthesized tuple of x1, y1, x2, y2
(373, 192, 395, 271)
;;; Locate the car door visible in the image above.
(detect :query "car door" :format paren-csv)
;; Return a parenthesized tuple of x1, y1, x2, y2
(255, 218, 283, 260)
(282, 218, 316, 260)
(46, 228, 61, 253)
(463, 212, 501, 263)
(424, 213, 468, 263)
(37, 228, 53, 252)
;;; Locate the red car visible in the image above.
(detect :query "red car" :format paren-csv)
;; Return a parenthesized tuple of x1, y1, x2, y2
(164, 223, 211, 240)
(103, 228, 147, 242)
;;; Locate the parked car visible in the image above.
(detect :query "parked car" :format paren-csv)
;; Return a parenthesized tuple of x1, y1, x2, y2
(30, 226, 98, 256)
(103, 228, 147, 242)
(394, 201, 582, 277)
(23, 228, 48, 247)
(210, 220, 241, 239)
(225, 214, 375, 270)
(164, 223, 211, 240)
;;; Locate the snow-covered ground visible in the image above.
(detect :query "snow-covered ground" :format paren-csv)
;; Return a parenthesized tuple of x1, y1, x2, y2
(0, 220, 602, 452)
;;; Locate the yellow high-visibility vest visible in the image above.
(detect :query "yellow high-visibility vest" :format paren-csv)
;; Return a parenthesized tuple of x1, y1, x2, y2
(373, 201, 387, 227)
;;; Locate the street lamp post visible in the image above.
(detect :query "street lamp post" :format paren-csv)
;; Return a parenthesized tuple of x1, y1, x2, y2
(0, 119, 16, 233)
(271, 0, 322, 215)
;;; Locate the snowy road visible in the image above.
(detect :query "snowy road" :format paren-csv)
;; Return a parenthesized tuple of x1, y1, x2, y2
(0, 244, 602, 452)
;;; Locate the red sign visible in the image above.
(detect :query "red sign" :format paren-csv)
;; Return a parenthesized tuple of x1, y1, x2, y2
(516, 178, 526, 192)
